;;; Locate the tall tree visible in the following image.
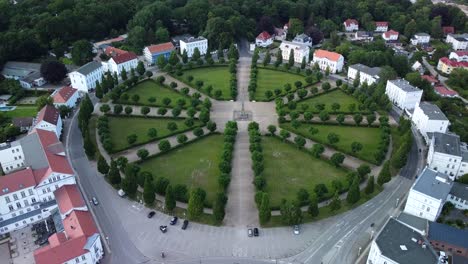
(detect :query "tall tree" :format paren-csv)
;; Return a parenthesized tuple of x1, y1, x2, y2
(288, 49, 295, 68)
(165, 184, 176, 211)
(259, 193, 271, 224)
(40, 60, 67, 83)
(97, 155, 109, 175)
(136, 61, 146, 76)
(108, 159, 121, 185)
(187, 188, 205, 220)
(143, 174, 155, 206)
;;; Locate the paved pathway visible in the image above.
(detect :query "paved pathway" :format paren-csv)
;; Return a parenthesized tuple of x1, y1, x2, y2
(283, 112, 397, 126)
(93, 102, 197, 118)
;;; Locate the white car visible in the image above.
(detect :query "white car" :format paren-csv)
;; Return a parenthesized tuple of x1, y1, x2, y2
(293, 225, 300, 235)
(92, 197, 99, 206)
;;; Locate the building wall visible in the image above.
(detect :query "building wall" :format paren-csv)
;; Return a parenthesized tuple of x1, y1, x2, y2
(313, 56, 344, 73)
(0, 144, 25, 173)
(347, 68, 378, 85)
(70, 68, 103, 93)
(180, 39, 208, 57)
(411, 106, 449, 142)
(62, 237, 104, 264)
(344, 24, 359, 32)
(0, 202, 56, 235)
(255, 38, 273, 47)
(427, 147, 462, 180)
(281, 47, 309, 64)
(36, 173, 76, 203)
(367, 241, 399, 264)
(375, 25, 388, 32)
(429, 239, 468, 258)
(404, 190, 443, 221)
(53, 91, 80, 109)
(35, 117, 63, 138)
(447, 194, 468, 210)
(382, 33, 398, 41)
(385, 81, 422, 110)
(446, 35, 468, 50)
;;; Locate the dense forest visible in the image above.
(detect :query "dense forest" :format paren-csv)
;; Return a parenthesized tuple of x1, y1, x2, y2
(0, 0, 467, 66)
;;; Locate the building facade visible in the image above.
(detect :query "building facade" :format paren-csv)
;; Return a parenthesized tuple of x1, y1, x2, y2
(279, 41, 310, 64)
(69, 61, 104, 93)
(143, 42, 175, 65)
(292, 33, 312, 47)
(427, 132, 468, 180)
(446, 33, 468, 50)
(33, 105, 63, 138)
(343, 19, 359, 31)
(382, 30, 399, 41)
(0, 141, 24, 174)
(375, 22, 389, 32)
(180, 36, 208, 57)
(447, 182, 468, 210)
(449, 51, 468, 62)
(52, 86, 80, 108)
(347, 64, 381, 85)
(428, 222, 468, 258)
(312, 49, 344, 73)
(437, 57, 468, 74)
(255, 31, 273, 47)
(385, 79, 423, 110)
(411, 102, 449, 142)
(411, 33, 431, 46)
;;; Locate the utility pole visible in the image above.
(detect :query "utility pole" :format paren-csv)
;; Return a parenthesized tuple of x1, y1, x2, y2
(358, 247, 362, 256)
(395, 198, 400, 208)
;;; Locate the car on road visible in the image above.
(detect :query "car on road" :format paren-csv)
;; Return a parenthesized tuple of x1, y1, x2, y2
(159, 225, 167, 233)
(253, 228, 259, 237)
(92, 197, 99, 206)
(247, 228, 253, 237)
(147, 211, 155, 218)
(170, 216, 178, 225)
(182, 220, 189, 230)
(293, 225, 300, 235)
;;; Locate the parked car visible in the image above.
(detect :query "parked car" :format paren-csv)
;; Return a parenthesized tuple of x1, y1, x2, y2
(92, 197, 99, 206)
(147, 211, 155, 218)
(170, 216, 178, 225)
(118, 189, 126, 197)
(159, 225, 167, 233)
(293, 225, 300, 235)
(181, 220, 189, 230)
(248, 228, 253, 237)
(253, 228, 259, 237)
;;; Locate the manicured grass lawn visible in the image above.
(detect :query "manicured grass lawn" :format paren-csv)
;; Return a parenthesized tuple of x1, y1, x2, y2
(3, 106, 37, 118)
(291, 89, 364, 113)
(255, 68, 305, 101)
(117, 80, 191, 108)
(282, 122, 382, 164)
(179, 66, 232, 100)
(137, 134, 224, 205)
(262, 136, 349, 208)
(107, 116, 201, 152)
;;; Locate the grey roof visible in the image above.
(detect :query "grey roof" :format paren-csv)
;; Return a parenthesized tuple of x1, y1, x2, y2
(75, 61, 102, 76)
(19, 133, 48, 170)
(1, 61, 41, 78)
(415, 33, 430, 37)
(12, 117, 34, 128)
(349, 63, 381, 77)
(397, 212, 428, 233)
(376, 218, 438, 264)
(356, 31, 373, 38)
(417, 102, 448, 121)
(428, 221, 468, 248)
(293, 33, 311, 42)
(461, 143, 468, 162)
(181, 36, 206, 43)
(450, 182, 468, 201)
(432, 132, 461, 157)
(389, 79, 421, 92)
(412, 167, 453, 200)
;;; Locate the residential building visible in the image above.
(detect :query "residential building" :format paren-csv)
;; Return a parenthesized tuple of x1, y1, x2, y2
(375, 22, 389, 32)
(180, 36, 208, 57)
(69, 61, 104, 93)
(33, 105, 63, 138)
(93, 34, 127, 52)
(449, 51, 468, 62)
(274, 26, 287, 41)
(445, 33, 468, 50)
(428, 222, 468, 258)
(396, 212, 428, 236)
(447, 182, 468, 210)
(101, 47, 138, 75)
(0, 141, 24, 173)
(312, 49, 344, 73)
(1, 61, 46, 89)
(442, 26, 455, 36)
(171, 34, 192, 48)
(403, 167, 453, 221)
(411, 102, 449, 142)
(143, 42, 175, 65)
(437, 57, 468, 74)
(12, 117, 34, 132)
(421, 75, 438, 86)
(427, 132, 468, 180)
(343, 19, 359, 32)
(52, 86, 80, 108)
(434, 85, 459, 98)
(411, 33, 431, 46)
(385, 79, 423, 110)
(292, 33, 312, 47)
(347, 64, 381, 85)
(382, 30, 399, 41)
(255, 31, 274, 47)
(367, 218, 438, 264)
(279, 41, 310, 64)
(354, 31, 374, 42)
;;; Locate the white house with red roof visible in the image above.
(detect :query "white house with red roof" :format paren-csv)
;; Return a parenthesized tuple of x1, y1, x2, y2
(255, 31, 274, 47)
(382, 30, 399, 41)
(33, 105, 63, 138)
(52, 86, 80, 108)
(312, 49, 344, 73)
(101, 47, 138, 76)
(343, 19, 359, 32)
(375, 22, 388, 32)
(143, 42, 175, 65)
(449, 51, 468, 62)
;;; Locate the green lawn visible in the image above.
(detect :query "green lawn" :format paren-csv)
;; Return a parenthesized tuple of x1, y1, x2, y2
(3, 106, 37, 118)
(137, 134, 224, 205)
(255, 68, 305, 101)
(262, 136, 349, 208)
(291, 89, 365, 113)
(107, 116, 201, 152)
(282, 122, 382, 164)
(179, 66, 232, 100)
(117, 80, 191, 108)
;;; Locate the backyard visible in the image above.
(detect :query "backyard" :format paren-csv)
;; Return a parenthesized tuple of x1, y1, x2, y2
(137, 134, 224, 205)
(178, 66, 232, 100)
(3, 106, 37, 118)
(262, 136, 349, 208)
(255, 68, 305, 101)
(291, 89, 366, 113)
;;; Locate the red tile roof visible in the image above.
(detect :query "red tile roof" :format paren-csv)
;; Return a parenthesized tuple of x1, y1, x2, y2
(104, 46, 127, 57)
(442, 26, 455, 34)
(439, 57, 468, 68)
(375, 21, 388, 27)
(36, 105, 60, 125)
(64, 210, 98, 238)
(256, 31, 272, 41)
(453, 51, 468, 57)
(384, 30, 399, 38)
(435, 85, 458, 96)
(0, 168, 36, 195)
(314, 49, 343, 62)
(54, 185, 85, 215)
(421, 75, 438, 84)
(52, 86, 78, 104)
(146, 42, 175, 54)
(112, 52, 138, 64)
(35, 130, 73, 178)
(344, 19, 358, 27)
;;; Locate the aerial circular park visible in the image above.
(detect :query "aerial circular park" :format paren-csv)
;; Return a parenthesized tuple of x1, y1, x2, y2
(72, 39, 417, 264)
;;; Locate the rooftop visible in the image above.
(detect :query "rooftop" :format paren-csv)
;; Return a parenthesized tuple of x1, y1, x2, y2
(396, 212, 428, 234)
(313, 49, 343, 62)
(344, 19, 358, 26)
(450, 182, 468, 201)
(111, 52, 137, 64)
(280, 41, 309, 52)
(384, 30, 399, 38)
(36, 105, 60, 125)
(0, 167, 37, 195)
(54, 185, 86, 216)
(145, 42, 175, 54)
(415, 32, 430, 37)
(439, 57, 468, 68)
(75, 61, 102, 76)
(1, 61, 41, 78)
(12, 116, 34, 128)
(432, 132, 461, 157)
(375, 21, 388, 26)
(375, 218, 438, 264)
(181, 36, 207, 43)
(434, 85, 458, 97)
(256, 31, 272, 41)
(388, 79, 421, 92)
(349, 63, 381, 77)
(52, 86, 78, 104)
(428, 222, 468, 248)
(416, 102, 448, 121)
(412, 167, 452, 200)
(293, 33, 311, 42)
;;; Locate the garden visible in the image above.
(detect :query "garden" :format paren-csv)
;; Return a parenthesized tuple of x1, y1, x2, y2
(253, 68, 306, 101)
(176, 66, 234, 100)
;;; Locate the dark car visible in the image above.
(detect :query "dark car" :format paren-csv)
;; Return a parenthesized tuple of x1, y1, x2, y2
(181, 220, 189, 230)
(170, 216, 178, 225)
(147, 211, 155, 218)
(253, 228, 259, 237)
(159, 225, 167, 233)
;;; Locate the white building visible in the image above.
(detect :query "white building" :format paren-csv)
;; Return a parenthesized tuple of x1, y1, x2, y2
(279, 41, 310, 64)
(143, 42, 175, 65)
(347, 64, 381, 85)
(101, 47, 138, 76)
(447, 182, 468, 210)
(354, 31, 374, 42)
(404, 167, 453, 222)
(375, 22, 389, 32)
(1, 62, 47, 89)
(69, 61, 103, 93)
(427, 132, 468, 180)
(33, 105, 63, 138)
(411, 102, 449, 142)
(292, 33, 312, 47)
(343, 19, 359, 32)
(180, 36, 208, 58)
(449, 51, 468, 62)
(382, 30, 399, 41)
(312, 49, 344, 73)
(0, 141, 24, 174)
(411, 33, 431, 46)
(445, 33, 468, 50)
(385, 79, 423, 110)
(367, 218, 438, 264)
(52, 86, 80, 108)
(255, 31, 274, 47)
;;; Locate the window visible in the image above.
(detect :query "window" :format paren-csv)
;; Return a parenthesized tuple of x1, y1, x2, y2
(20, 191, 25, 198)
(11, 149, 14, 153)
(28, 189, 33, 195)
(81, 256, 85, 260)
(5, 196, 10, 203)
(16, 202, 21, 208)
(31, 198, 36, 203)
(24, 200, 29, 206)
(13, 194, 18, 200)
(8, 205, 13, 211)
(427, 207, 430, 212)
(75, 257, 79, 263)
